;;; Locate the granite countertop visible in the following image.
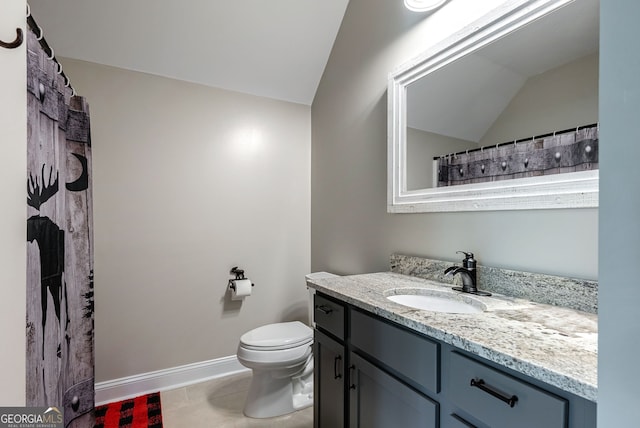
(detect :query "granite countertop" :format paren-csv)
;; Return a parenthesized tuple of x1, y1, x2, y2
(307, 272, 597, 402)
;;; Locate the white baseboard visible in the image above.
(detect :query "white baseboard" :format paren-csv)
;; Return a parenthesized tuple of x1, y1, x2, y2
(95, 355, 249, 406)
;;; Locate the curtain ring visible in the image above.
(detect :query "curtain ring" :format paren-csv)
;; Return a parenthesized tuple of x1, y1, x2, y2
(71, 87, 77, 97)
(47, 48, 55, 60)
(64, 75, 71, 87)
(56, 62, 63, 75)
(35, 24, 44, 40)
(26, 4, 31, 18)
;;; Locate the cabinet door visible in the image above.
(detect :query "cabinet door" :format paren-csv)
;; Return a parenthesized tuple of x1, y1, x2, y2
(314, 330, 345, 428)
(349, 353, 438, 428)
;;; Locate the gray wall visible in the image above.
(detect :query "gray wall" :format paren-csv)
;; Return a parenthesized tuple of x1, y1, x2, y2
(598, 1, 640, 425)
(61, 59, 312, 382)
(311, 0, 598, 280)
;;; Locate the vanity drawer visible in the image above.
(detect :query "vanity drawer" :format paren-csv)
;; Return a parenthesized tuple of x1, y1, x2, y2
(448, 352, 567, 428)
(314, 293, 345, 341)
(350, 309, 439, 394)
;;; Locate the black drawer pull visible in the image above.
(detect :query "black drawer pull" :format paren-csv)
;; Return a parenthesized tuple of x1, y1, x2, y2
(334, 355, 342, 379)
(316, 304, 333, 315)
(470, 378, 518, 408)
(349, 365, 357, 390)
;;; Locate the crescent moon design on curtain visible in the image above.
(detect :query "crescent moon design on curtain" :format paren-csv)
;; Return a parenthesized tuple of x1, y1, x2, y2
(66, 153, 89, 192)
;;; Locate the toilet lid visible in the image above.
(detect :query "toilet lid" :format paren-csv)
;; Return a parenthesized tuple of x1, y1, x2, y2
(240, 321, 313, 350)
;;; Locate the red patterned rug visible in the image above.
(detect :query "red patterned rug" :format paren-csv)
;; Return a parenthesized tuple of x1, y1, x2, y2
(95, 392, 163, 428)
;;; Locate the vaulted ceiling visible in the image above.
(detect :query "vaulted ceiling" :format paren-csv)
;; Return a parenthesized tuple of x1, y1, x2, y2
(28, 0, 350, 105)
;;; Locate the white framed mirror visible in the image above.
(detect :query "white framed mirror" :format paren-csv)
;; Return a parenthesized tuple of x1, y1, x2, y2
(388, 0, 599, 213)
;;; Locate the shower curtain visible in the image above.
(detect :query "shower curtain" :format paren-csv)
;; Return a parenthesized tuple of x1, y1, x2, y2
(25, 28, 95, 428)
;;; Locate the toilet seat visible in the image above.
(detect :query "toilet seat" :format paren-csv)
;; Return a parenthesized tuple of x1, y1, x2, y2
(240, 321, 313, 351)
(237, 321, 313, 369)
(237, 341, 312, 368)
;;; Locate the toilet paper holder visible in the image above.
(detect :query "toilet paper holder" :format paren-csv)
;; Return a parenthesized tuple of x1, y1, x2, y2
(228, 266, 255, 291)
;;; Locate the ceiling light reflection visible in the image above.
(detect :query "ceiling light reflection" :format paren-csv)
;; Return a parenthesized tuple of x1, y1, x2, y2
(404, 0, 448, 12)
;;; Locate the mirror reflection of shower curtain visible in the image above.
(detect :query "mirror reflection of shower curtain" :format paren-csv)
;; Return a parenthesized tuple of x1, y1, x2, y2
(25, 29, 95, 428)
(437, 126, 599, 187)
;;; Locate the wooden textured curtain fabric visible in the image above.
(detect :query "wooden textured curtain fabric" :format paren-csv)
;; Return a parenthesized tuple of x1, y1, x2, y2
(437, 126, 599, 187)
(26, 29, 95, 428)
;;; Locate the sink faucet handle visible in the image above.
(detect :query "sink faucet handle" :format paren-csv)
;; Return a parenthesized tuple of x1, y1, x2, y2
(456, 251, 476, 269)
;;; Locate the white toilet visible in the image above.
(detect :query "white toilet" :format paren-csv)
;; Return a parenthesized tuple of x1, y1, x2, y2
(236, 272, 337, 419)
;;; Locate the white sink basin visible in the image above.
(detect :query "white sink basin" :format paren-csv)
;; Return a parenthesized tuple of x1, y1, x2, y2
(385, 288, 486, 313)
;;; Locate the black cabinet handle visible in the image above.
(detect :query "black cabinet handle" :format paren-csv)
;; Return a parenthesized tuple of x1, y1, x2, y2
(334, 355, 342, 379)
(316, 304, 333, 315)
(349, 365, 357, 390)
(470, 378, 518, 408)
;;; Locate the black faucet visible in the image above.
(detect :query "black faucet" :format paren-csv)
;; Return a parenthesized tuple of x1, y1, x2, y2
(445, 251, 491, 296)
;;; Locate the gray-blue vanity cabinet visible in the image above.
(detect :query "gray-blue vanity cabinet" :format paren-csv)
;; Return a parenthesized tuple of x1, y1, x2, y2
(312, 292, 596, 428)
(348, 352, 438, 427)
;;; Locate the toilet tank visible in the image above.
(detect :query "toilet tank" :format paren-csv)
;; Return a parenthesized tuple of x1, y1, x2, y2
(305, 272, 338, 327)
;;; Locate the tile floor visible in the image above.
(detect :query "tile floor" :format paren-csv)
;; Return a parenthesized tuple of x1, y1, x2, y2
(160, 371, 314, 427)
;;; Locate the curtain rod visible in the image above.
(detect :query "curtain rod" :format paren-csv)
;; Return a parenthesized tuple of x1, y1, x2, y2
(26, 3, 76, 96)
(433, 122, 599, 160)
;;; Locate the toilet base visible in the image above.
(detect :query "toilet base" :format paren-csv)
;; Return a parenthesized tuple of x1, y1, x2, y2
(243, 357, 314, 419)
